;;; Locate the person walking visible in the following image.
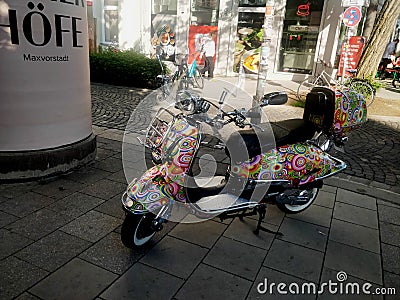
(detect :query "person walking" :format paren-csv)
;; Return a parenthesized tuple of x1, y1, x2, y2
(200, 31, 217, 78)
(379, 38, 399, 79)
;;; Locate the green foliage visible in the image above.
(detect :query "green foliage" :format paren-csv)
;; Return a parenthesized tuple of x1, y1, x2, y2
(354, 74, 384, 91)
(290, 100, 306, 108)
(89, 50, 163, 88)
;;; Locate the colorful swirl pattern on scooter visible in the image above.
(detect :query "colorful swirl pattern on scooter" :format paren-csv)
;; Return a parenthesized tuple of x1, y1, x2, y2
(126, 118, 199, 212)
(334, 89, 367, 134)
(231, 143, 345, 185)
(125, 166, 173, 212)
(162, 118, 199, 155)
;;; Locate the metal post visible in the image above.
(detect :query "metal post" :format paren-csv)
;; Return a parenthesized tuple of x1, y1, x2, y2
(252, 0, 275, 124)
(341, 27, 350, 83)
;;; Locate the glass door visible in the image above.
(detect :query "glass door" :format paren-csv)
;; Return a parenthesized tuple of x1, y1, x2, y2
(279, 0, 324, 74)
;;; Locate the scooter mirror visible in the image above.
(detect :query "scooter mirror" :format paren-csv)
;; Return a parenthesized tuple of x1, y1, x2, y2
(261, 92, 288, 107)
(175, 90, 196, 113)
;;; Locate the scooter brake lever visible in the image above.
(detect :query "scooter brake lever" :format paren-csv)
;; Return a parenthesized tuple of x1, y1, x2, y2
(244, 123, 265, 132)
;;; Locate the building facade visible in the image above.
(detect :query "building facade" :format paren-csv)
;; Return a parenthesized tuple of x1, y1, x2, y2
(90, 0, 372, 80)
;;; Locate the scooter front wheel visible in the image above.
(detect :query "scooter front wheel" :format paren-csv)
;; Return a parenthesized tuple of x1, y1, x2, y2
(277, 187, 319, 214)
(121, 213, 156, 248)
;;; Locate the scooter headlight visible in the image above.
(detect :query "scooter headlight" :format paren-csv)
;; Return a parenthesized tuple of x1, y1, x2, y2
(122, 179, 137, 208)
(121, 192, 134, 208)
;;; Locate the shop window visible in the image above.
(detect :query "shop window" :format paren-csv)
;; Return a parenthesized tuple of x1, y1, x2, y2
(104, 0, 118, 43)
(239, 0, 266, 7)
(190, 0, 219, 26)
(152, 0, 177, 14)
(234, 3, 265, 73)
(151, 0, 178, 61)
(278, 0, 324, 74)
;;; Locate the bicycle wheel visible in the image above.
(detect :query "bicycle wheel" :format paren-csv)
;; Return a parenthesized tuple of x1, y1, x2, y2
(160, 76, 172, 98)
(297, 76, 324, 102)
(347, 79, 375, 107)
(193, 67, 204, 89)
(160, 83, 171, 98)
(178, 75, 189, 90)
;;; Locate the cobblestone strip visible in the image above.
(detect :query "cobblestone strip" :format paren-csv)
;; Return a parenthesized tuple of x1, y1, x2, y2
(91, 83, 152, 131)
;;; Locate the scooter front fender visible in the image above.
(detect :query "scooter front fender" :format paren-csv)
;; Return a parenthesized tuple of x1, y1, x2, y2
(122, 165, 186, 214)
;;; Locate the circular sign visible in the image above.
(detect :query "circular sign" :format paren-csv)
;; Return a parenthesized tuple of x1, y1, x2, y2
(343, 6, 362, 27)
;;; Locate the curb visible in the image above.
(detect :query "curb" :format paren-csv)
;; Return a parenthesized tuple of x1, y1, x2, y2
(325, 175, 400, 206)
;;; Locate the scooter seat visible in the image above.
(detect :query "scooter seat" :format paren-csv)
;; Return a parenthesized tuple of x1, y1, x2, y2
(271, 119, 317, 147)
(225, 128, 276, 162)
(271, 86, 335, 147)
(225, 120, 317, 161)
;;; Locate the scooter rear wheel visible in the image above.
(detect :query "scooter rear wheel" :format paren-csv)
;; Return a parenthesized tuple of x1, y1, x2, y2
(121, 213, 156, 248)
(277, 187, 319, 214)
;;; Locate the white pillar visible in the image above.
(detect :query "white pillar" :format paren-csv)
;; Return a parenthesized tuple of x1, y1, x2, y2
(0, 0, 95, 180)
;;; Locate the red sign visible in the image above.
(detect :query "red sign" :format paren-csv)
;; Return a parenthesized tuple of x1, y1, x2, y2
(343, 6, 362, 27)
(338, 36, 365, 77)
(188, 26, 218, 64)
(297, 2, 311, 17)
(86, 1, 93, 6)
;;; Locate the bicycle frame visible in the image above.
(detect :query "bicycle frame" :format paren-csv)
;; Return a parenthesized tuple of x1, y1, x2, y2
(298, 58, 375, 106)
(314, 70, 341, 89)
(187, 59, 197, 78)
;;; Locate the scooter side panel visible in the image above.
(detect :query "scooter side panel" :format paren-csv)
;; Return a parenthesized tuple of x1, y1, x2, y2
(231, 143, 346, 185)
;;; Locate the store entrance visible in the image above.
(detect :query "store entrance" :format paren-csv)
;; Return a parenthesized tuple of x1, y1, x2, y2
(279, 0, 324, 74)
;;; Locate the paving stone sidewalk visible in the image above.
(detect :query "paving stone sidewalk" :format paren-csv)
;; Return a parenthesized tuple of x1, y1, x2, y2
(1, 135, 400, 299)
(1, 80, 399, 299)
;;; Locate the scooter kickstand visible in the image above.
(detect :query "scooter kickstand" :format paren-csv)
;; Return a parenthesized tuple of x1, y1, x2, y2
(239, 209, 247, 221)
(253, 204, 283, 236)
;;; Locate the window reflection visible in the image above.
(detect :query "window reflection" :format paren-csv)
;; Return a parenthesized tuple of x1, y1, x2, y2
(279, 0, 324, 74)
(191, 0, 219, 26)
(104, 9, 118, 43)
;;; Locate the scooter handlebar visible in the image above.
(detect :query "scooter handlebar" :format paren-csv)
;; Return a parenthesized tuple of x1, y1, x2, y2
(176, 91, 260, 129)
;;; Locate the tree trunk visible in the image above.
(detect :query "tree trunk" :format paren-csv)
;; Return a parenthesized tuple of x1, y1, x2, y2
(357, 0, 400, 79)
(362, 0, 379, 40)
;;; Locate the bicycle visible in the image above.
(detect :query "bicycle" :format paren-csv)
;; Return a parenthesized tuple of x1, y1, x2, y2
(181, 52, 204, 90)
(156, 54, 185, 98)
(156, 53, 204, 98)
(297, 59, 376, 107)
